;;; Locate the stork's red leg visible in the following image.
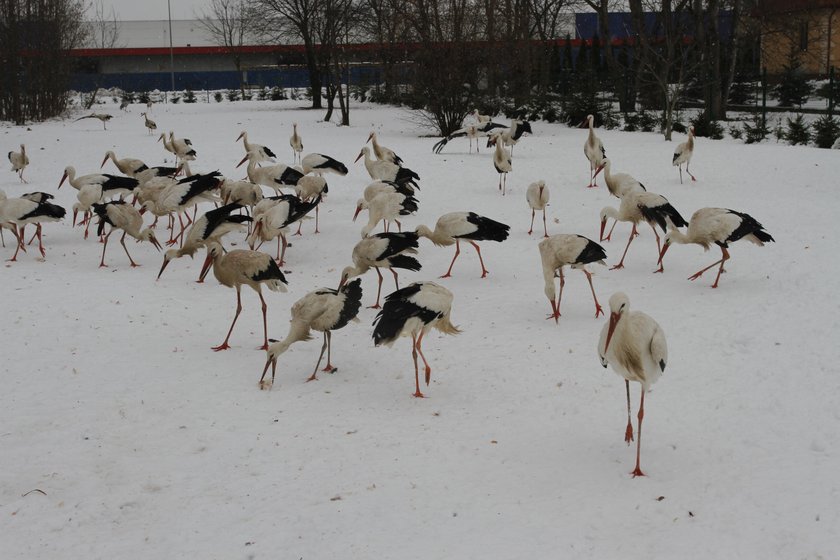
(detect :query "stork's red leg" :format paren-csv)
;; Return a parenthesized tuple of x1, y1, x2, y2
(710, 247, 730, 288)
(688, 247, 730, 287)
(307, 332, 328, 382)
(469, 240, 489, 278)
(314, 205, 320, 234)
(294, 220, 303, 236)
(687, 162, 696, 182)
(611, 224, 637, 270)
(411, 333, 424, 398)
(257, 290, 269, 350)
(120, 231, 140, 267)
(9, 226, 24, 261)
(278, 234, 288, 266)
(631, 390, 646, 478)
(322, 331, 336, 372)
(390, 267, 399, 289)
(583, 269, 604, 317)
(542, 209, 549, 238)
(416, 330, 431, 386)
(99, 230, 112, 267)
(528, 209, 535, 235)
(36, 225, 45, 258)
(440, 239, 461, 278)
(369, 267, 384, 309)
(212, 289, 242, 351)
(624, 379, 634, 444)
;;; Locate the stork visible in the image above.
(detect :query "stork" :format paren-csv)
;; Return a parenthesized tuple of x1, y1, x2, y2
(236, 130, 276, 164)
(0, 197, 65, 261)
(339, 231, 422, 308)
(657, 207, 775, 288)
(141, 112, 157, 135)
(239, 154, 303, 194)
(598, 292, 668, 478)
(301, 153, 348, 177)
(471, 109, 492, 124)
(101, 150, 149, 177)
(354, 191, 418, 238)
(157, 203, 253, 280)
(247, 194, 321, 264)
(432, 120, 509, 154)
(143, 172, 223, 246)
(199, 240, 289, 351)
(168, 131, 197, 162)
(159, 132, 177, 159)
(583, 114, 606, 188)
(486, 120, 533, 156)
(292, 175, 328, 234)
(593, 158, 646, 200)
(526, 180, 550, 237)
(489, 133, 512, 195)
(672, 125, 696, 183)
(366, 131, 403, 165)
(372, 281, 460, 398)
(290, 123, 303, 164)
(355, 147, 419, 190)
(538, 234, 606, 322)
(92, 200, 162, 267)
(8, 144, 29, 183)
(75, 113, 113, 130)
(416, 212, 510, 278)
(599, 190, 688, 271)
(259, 279, 363, 389)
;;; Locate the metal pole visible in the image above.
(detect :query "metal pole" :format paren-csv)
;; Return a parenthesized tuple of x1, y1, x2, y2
(168, 0, 175, 91)
(829, 66, 835, 116)
(761, 66, 767, 128)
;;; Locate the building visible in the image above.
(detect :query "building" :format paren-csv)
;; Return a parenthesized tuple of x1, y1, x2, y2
(759, 0, 840, 76)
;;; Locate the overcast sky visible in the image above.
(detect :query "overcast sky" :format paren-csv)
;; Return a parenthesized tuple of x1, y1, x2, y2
(95, 0, 212, 21)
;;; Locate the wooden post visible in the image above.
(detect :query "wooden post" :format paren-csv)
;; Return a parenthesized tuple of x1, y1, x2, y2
(761, 66, 768, 127)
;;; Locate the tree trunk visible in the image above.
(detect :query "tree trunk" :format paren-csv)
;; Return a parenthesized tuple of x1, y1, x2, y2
(303, 39, 322, 109)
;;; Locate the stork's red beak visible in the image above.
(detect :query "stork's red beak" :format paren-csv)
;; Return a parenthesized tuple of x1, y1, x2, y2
(59, 172, 67, 188)
(236, 155, 249, 168)
(603, 312, 621, 355)
(352, 205, 362, 222)
(366, 132, 374, 144)
(599, 218, 607, 242)
(198, 252, 214, 282)
(593, 163, 606, 178)
(236, 132, 245, 142)
(149, 235, 163, 252)
(156, 255, 170, 280)
(354, 151, 364, 163)
(100, 155, 108, 169)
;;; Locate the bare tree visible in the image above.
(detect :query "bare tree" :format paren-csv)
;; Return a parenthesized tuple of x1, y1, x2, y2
(196, 0, 254, 95)
(87, 0, 121, 49)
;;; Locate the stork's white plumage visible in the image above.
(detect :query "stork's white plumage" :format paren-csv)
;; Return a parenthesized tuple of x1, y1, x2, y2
(92, 200, 162, 268)
(292, 174, 328, 234)
(240, 155, 303, 193)
(301, 153, 348, 177)
(0, 197, 66, 261)
(290, 123, 303, 164)
(593, 158, 645, 200)
(236, 130, 277, 164)
(101, 150, 149, 177)
(157, 203, 253, 280)
(372, 281, 460, 398)
(354, 191, 418, 238)
(75, 113, 113, 129)
(658, 207, 775, 288)
(471, 109, 492, 124)
(259, 279, 363, 389)
(199, 240, 289, 351)
(141, 112, 157, 134)
(339, 231, 422, 308)
(538, 234, 607, 322)
(526, 180, 550, 237)
(169, 131, 197, 161)
(597, 292, 668, 478)
(599, 190, 688, 271)
(220, 179, 263, 208)
(354, 147, 419, 189)
(672, 125, 696, 183)
(490, 134, 512, 195)
(366, 131, 403, 165)
(416, 212, 510, 278)
(583, 114, 606, 188)
(8, 144, 29, 183)
(247, 194, 321, 264)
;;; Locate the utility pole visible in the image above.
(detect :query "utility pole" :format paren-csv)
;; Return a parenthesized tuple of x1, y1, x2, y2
(168, 0, 175, 91)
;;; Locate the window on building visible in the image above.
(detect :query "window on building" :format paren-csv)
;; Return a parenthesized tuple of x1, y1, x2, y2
(799, 21, 809, 52)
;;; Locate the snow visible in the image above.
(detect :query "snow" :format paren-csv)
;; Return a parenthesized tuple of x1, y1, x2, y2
(2, 98, 838, 559)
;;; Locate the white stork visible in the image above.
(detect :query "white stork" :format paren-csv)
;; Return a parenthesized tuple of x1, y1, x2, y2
(672, 125, 696, 183)
(415, 212, 510, 278)
(599, 190, 688, 271)
(92, 200, 162, 268)
(432, 120, 509, 154)
(526, 180, 551, 237)
(301, 153, 348, 177)
(339, 231, 422, 308)
(247, 194, 321, 265)
(372, 281, 460, 398)
(75, 113, 113, 130)
(597, 292, 668, 478)
(366, 131, 403, 165)
(354, 147, 419, 190)
(583, 114, 606, 188)
(141, 112, 157, 135)
(239, 155, 303, 194)
(199, 240, 289, 351)
(538, 234, 607, 322)
(236, 130, 277, 164)
(0, 197, 66, 261)
(8, 144, 29, 183)
(490, 133, 512, 195)
(354, 191, 418, 238)
(101, 150, 149, 177)
(290, 123, 303, 164)
(168, 131, 197, 162)
(292, 175, 328, 234)
(658, 207, 775, 288)
(259, 279, 363, 389)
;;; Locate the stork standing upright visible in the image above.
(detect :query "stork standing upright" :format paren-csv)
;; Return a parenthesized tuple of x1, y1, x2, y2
(141, 112, 157, 135)
(354, 191, 418, 238)
(538, 234, 607, 322)
(292, 175, 328, 234)
(416, 212, 510, 278)
(169, 131, 197, 162)
(599, 190, 688, 271)
(372, 281, 460, 398)
(8, 144, 29, 183)
(658, 207, 775, 288)
(490, 133, 512, 195)
(598, 292, 667, 478)
(672, 125, 697, 183)
(199, 240, 289, 351)
(339, 231, 422, 308)
(236, 131, 277, 164)
(259, 278, 363, 389)
(367, 131, 403, 165)
(92, 200, 162, 268)
(354, 147, 419, 190)
(526, 180, 550, 237)
(583, 114, 606, 188)
(290, 123, 303, 164)
(157, 203, 253, 280)
(0, 197, 66, 261)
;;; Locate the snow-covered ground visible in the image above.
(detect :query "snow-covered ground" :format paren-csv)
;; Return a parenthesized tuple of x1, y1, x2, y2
(2, 99, 838, 559)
